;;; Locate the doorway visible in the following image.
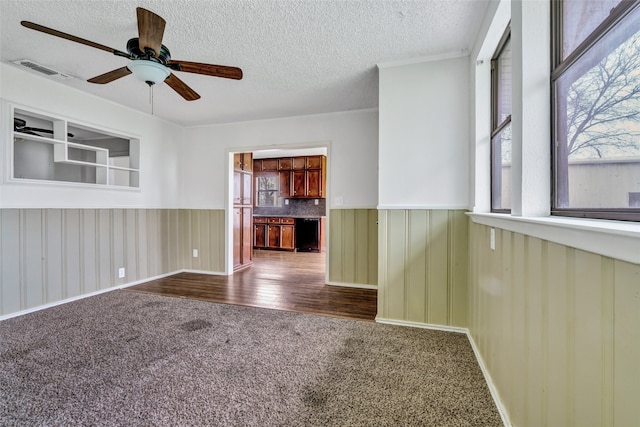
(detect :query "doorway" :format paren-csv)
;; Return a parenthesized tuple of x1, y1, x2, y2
(229, 145, 329, 288)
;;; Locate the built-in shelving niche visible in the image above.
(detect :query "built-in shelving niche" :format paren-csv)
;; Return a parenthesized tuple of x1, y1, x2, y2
(11, 106, 140, 188)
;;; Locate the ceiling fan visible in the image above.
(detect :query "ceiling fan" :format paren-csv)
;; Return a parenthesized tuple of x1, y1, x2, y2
(14, 117, 74, 138)
(20, 7, 243, 101)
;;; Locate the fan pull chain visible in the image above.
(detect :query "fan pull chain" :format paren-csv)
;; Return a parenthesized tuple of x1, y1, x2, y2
(149, 85, 154, 115)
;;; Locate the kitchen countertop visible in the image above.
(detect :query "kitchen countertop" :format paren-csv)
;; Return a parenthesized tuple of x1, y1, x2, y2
(253, 214, 325, 219)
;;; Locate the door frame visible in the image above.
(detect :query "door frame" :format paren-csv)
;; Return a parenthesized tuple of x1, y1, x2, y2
(225, 140, 331, 285)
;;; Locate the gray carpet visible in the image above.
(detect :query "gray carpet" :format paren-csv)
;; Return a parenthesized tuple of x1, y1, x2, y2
(0, 291, 501, 426)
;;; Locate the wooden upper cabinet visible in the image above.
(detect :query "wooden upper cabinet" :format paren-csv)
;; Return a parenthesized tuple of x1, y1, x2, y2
(306, 156, 322, 169)
(235, 152, 252, 171)
(279, 171, 291, 197)
(261, 158, 278, 171)
(292, 157, 306, 170)
(306, 169, 322, 197)
(278, 158, 293, 170)
(242, 172, 252, 205)
(253, 155, 325, 198)
(241, 152, 252, 171)
(233, 171, 242, 205)
(292, 170, 306, 197)
(234, 153, 243, 171)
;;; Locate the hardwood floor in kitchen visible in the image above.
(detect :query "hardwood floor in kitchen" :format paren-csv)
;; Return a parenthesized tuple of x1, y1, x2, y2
(127, 250, 378, 321)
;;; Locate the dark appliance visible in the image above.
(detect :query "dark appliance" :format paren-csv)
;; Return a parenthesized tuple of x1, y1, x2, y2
(295, 218, 320, 252)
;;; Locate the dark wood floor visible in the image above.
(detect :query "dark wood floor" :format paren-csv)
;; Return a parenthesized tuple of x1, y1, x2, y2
(127, 250, 378, 321)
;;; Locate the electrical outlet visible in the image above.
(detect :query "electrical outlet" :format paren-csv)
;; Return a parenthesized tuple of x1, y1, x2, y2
(118, 268, 125, 278)
(314, 199, 319, 205)
(335, 196, 344, 206)
(193, 249, 198, 258)
(284, 199, 289, 205)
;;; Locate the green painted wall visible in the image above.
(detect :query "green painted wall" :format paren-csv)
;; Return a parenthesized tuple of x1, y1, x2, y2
(377, 209, 468, 327)
(0, 208, 226, 317)
(469, 221, 640, 426)
(328, 209, 378, 286)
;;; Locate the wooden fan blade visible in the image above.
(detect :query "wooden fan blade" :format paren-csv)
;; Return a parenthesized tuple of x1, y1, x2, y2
(137, 7, 166, 57)
(21, 21, 125, 55)
(87, 67, 132, 84)
(165, 73, 200, 101)
(168, 60, 243, 80)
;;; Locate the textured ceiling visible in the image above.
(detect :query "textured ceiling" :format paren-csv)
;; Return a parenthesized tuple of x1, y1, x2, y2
(1, 0, 491, 126)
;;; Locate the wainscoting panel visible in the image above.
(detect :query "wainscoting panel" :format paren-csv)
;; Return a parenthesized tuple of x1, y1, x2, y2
(179, 209, 225, 273)
(0, 209, 187, 317)
(377, 209, 468, 327)
(328, 209, 378, 286)
(469, 221, 640, 426)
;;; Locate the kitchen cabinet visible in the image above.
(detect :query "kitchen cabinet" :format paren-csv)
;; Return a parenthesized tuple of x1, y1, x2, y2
(254, 217, 267, 248)
(254, 217, 295, 251)
(292, 168, 323, 198)
(278, 158, 293, 170)
(268, 224, 281, 248)
(306, 156, 323, 169)
(279, 171, 291, 198)
(233, 152, 253, 271)
(255, 155, 326, 199)
(253, 158, 278, 172)
(280, 224, 295, 250)
(235, 152, 252, 171)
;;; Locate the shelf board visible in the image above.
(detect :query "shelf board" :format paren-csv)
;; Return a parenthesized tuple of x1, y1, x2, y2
(108, 166, 140, 172)
(67, 141, 109, 153)
(13, 131, 64, 145)
(54, 159, 108, 167)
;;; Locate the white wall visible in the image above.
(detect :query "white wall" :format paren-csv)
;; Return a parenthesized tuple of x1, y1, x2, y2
(469, 0, 509, 212)
(0, 64, 182, 208)
(180, 109, 379, 209)
(378, 56, 470, 209)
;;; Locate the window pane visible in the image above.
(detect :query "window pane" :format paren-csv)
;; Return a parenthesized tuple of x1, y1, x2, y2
(496, 39, 512, 124)
(258, 191, 277, 206)
(492, 123, 512, 211)
(555, 5, 640, 209)
(562, 0, 623, 59)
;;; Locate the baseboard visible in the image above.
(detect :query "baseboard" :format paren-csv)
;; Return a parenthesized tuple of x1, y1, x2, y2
(375, 316, 511, 427)
(374, 317, 467, 334)
(0, 270, 181, 321)
(180, 269, 228, 276)
(326, 281, 377, 290)
(465, 331, 511, 427)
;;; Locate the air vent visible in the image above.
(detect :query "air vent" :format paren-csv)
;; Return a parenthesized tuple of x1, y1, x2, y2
(12, 59, 72, 79)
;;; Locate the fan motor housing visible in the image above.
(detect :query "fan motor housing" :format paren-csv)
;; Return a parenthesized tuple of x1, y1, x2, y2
(126, 38, 171, 64)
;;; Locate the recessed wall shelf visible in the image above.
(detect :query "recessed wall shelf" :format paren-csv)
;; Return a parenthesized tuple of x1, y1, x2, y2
(10, 105, 140, 188)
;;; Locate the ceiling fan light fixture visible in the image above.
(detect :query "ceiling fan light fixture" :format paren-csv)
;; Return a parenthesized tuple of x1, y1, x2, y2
(128, 59, 170, 85)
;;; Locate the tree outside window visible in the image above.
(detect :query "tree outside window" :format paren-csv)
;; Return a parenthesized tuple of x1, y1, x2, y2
(553, 0, 640, 219)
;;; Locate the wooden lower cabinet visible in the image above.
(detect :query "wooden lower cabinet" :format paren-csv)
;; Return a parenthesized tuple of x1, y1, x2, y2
(254, 217, 295, 251)
(233, 207, 242, 267)
(242, 207, 252, 264)
(233, 207, 253, 270)
(254, 223, 266, 248)
(268, 225, 281, 248)
(280, 225, 295, 250)
(234, 152, 253, 271)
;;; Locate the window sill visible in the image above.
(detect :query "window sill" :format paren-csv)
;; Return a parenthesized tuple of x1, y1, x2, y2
(467, 212, 640, 264)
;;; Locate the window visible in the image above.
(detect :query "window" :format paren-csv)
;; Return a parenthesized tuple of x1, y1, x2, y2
(256, 174, 279, 206)
(552, 0, 640, 221)
(491, 26, 512, 212)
